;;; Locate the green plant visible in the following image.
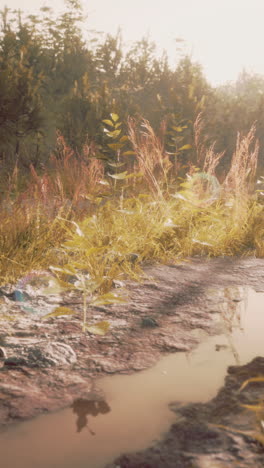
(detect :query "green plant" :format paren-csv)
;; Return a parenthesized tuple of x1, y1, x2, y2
(41, 218, 127, 333)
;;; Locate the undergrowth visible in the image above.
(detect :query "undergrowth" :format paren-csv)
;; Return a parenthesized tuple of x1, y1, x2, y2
(0, 113, 263, 289)
(1, 113, 264, 439)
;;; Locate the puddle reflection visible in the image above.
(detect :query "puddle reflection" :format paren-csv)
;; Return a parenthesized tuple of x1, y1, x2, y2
(206, 286, 250, 365)
(71, 398, 111, 434)
(0, 287, 264, 468)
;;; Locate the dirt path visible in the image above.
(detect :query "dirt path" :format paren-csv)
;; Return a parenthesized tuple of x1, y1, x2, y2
(1, 257, 264, 464)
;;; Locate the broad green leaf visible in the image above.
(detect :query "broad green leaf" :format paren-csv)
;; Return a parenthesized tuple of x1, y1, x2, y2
(122, 151, 136, 156)
(102, 119, 114, 127)
(179, 144, 192, 151)
(42, 306, 76, 319)
(90, 292, 127, 306)
(107, 162, 126, 168)
(172, 126, 184, 132)
(119, 135, 128, 142)
(94, 153, 109, 160)
(110, 113, 119, 122)
(107, 171, 128, 180)
(85, 321, 110, 335)
(122, 171, 143, 179)
(107, 143, 124, 151)
(107, 129, 121, 139)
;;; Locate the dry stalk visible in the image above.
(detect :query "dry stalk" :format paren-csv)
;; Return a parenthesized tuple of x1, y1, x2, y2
(194, 112, 206, 165)
(194, 113, 225, 175)
(50, 133, 105, 202)
(203, 143, 225, 176)
(223, 125, 259, 195)
(128, 118, 172, 197)
(17, 133, 105, 220)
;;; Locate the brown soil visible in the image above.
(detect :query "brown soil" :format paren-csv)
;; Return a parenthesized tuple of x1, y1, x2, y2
(1, 257, 264, 465)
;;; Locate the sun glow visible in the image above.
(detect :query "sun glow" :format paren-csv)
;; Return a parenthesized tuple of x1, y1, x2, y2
(2, 0, 264, 86)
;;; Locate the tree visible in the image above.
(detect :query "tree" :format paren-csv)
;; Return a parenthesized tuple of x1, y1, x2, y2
(0, 8, 44, 165)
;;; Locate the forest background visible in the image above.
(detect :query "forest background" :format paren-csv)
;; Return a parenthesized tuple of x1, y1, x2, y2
(1, 0, 264, 176)
(0, 0, 264, 317)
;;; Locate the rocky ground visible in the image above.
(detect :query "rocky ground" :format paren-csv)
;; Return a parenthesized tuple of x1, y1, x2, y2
(1, 257, 264, 466)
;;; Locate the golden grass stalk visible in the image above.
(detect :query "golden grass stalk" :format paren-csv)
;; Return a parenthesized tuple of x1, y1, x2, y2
(194, 113, 225, 175)
(223, 125, 259, 195)
(128, 117, 172, 197)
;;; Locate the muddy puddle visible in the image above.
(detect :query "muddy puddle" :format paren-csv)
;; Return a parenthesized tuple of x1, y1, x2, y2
(1, 286, 264, 468)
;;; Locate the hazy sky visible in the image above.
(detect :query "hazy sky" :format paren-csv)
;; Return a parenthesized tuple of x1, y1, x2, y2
(2, 0, 264, 86)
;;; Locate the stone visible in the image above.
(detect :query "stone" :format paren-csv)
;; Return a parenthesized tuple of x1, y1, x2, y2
(26, 341, 77, 367)
(5, 342, 77, 368)
(160, 336, 190, 351)
(141, 316, 159, 328)
(4, 357, 28, 367)
(0, 347, 7, 359)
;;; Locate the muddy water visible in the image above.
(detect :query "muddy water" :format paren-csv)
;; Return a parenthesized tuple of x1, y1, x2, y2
(1, 286, 264, 468)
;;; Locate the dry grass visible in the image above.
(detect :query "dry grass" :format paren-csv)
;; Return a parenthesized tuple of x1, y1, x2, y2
(223, 125, 259, 195)
(194, 113, 225, 175)
(23, 133, 106, 210)
(0, 115, 263, 287)
(0, 202, 69, 283)
(128, 117, 172, 197)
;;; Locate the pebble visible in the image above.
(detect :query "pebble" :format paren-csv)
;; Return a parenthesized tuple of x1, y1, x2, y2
(0, 346, 7, 359)
(141, 317, 159, 328)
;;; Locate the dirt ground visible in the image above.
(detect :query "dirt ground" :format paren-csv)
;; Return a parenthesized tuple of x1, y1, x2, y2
(1, 256, 264, 465)
(108, 356, 264, 468)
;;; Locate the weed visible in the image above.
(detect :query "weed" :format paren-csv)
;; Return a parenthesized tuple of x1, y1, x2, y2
(0, 115, 263, 331)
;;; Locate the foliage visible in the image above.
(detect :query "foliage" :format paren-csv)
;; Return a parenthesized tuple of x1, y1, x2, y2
(2, 4, 264, 176)
(0, 115, 264, 291)
(1, 2, 264, 334)
(0, 4, 212, 171)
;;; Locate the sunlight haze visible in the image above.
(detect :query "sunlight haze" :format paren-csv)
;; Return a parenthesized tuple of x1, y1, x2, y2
(2, 0, 264, 86)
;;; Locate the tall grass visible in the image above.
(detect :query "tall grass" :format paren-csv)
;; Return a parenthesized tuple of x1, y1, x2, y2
(0, 115, 263, 287)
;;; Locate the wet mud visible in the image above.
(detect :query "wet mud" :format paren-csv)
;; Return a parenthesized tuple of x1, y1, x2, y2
(109, 357, 264, 468)
(0, 257, 264, 466)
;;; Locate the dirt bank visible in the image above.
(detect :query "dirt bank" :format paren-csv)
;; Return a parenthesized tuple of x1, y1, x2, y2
(109, 357, 264, 468)
(0, 256, 264, 433)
